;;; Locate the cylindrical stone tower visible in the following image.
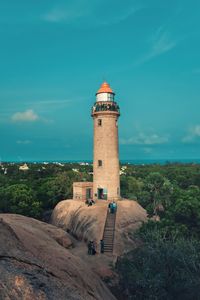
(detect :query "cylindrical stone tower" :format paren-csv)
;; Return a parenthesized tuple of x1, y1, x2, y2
(91, 82, 120, 201)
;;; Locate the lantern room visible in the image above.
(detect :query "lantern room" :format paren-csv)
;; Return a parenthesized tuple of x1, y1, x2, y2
(96, 82, 115, 102)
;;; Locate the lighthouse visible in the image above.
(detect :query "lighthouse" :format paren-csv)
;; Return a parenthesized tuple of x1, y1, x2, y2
(73, 82, 121, 202)
(91, 82, 120, 201)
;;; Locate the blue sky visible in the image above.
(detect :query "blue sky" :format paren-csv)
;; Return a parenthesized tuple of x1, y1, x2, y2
(0, 0, 200, 161)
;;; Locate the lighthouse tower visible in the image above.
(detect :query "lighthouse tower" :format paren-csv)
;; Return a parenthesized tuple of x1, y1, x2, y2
(91, 82, 120, 201)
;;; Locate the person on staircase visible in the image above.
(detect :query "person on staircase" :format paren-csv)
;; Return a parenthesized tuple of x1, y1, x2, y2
(108, 202, 111, 213)
(112, 201, 117, 213)
(100, 239, 104, 254)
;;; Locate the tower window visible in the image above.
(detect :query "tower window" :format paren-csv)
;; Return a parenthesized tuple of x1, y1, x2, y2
(98, 160, 102, 167)
(98, 119, 102, 126)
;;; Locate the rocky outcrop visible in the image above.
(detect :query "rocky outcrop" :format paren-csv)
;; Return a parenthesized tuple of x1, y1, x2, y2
(0, 214, 116, 300)
(51, 199, 147, 255)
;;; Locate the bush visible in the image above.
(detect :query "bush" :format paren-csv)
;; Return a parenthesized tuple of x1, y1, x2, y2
(116, 235, 200, 300)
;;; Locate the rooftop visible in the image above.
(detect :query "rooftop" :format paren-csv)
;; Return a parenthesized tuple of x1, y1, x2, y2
(96, 82, 114, 94)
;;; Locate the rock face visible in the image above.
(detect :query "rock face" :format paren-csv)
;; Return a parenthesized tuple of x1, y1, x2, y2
(51, 199, 147, 255)
(0, 214, 116, 300)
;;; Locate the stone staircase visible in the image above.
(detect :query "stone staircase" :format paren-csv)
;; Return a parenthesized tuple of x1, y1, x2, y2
(102, 209, 117, 253)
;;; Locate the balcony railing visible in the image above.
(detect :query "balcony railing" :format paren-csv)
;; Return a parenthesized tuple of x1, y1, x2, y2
(91, 101, 120, 114)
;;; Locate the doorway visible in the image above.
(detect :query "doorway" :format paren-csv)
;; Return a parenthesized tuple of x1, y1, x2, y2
(97, 188, 107, 200)
(86, 188, 92, 200)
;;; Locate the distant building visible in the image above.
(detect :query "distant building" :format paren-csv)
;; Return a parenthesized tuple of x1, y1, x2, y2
(73, 82, 120, 201)
(19, 163, 29, 171)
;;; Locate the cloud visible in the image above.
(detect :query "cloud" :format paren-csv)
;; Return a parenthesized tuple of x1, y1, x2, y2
(120, 133, 169, 145)
(136, 27, 177, 65)
(34, 99, 71, 108)
(182, 125, 200, 143)
(42, 1, 142, 27)
(151, 27, 177, 55)
(99, 5, 143, 26)
(11, 109, 39, 122)
(17, 140, 32, 145)
(42, 7, 86, 23)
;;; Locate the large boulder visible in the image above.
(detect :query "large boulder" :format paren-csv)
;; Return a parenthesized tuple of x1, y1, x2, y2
(0, 214, 116, 300)
(51, 199, 147, 255)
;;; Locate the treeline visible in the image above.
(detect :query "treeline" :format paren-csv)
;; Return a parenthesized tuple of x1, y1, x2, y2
(118, 163, 200, 299)
(0, 163, 92, 219)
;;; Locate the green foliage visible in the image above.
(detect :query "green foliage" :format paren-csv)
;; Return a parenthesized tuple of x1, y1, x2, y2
(116, 163, 200, 299)
(121, 175, 143, 199)
(166, 186, 200, 238)
(0, 162, 92, 219)
(136, 172, 173, 217)
(38, 172, 74, 209)
(0, 184, 42, 218)
(138, 220, 188, 241)
(116, 236, 200, 300)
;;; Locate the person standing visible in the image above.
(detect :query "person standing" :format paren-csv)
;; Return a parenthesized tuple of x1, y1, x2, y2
(91, 241, 96, 255)
(112, 201, 117, 213)
(100, 239, 104, 254)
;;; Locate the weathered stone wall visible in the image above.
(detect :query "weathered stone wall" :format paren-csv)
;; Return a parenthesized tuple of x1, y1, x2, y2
(73, 182, 93, 201)
(93, 111, 120, 200)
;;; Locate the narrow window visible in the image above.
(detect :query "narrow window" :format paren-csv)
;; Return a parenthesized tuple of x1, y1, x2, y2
(98, 119, 102, 126)
(98, 160, 102, 167)
(116, 119, 118, 127)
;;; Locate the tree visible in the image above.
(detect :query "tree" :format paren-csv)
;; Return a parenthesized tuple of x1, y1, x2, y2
(0, 184, 42, 218)
(141, 172, 173, 216)
(37, 172, 76, 210)
(121, 176, 143, 199)
(167, 186, 200, 238)
(116, 234, 200, 300)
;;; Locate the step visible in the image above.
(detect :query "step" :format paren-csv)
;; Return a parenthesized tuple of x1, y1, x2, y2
(104, 242, 114, 244)
(103, 234, 114, 237)
(104, 228, 115, 230)
(104, 226, 115, 229)
(101, 209, 117, 254)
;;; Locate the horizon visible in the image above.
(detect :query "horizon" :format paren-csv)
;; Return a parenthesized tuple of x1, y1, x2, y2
(1, 158, 200, 165)
(0, 0, 200, 161)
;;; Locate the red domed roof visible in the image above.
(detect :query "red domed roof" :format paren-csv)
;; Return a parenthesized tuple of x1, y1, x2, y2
(96, 82, 114, 94)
